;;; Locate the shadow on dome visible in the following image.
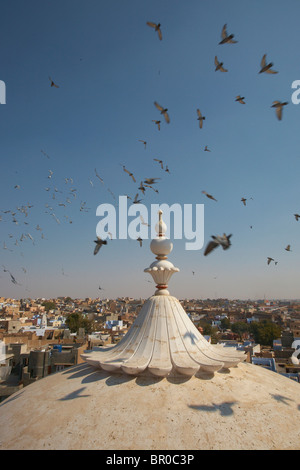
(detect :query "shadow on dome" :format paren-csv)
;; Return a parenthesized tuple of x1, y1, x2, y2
(59, 386, 91, 401)
(188, 401, 238, 417)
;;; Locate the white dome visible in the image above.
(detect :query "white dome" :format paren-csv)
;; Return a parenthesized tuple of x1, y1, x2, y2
(0, 361, 300, 450)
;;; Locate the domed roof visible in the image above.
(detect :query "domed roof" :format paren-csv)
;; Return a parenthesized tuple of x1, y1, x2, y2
(1, 211, 299, 451)
(0, 361, 300, 450)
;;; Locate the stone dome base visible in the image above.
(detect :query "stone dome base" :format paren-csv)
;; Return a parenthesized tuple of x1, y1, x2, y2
(0, 362, 300, 450)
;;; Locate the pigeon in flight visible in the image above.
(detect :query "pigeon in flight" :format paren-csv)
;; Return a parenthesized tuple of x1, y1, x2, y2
(219, 24, 238, 44)
(215, 56, 228, 72)
(152, 120, 161, 131)
(235, 95, 245, 104)
(146, 22, 162, 40)
(144, 178, 160, 185)
(154, 102, 170, 123)
(94, 237, 107, 255)
(122, 166, 136, 182)
(259, 54, 278, 74)
(271, 101, 288, 120)
(241, 198, 247, 206)
(49, 77, 59, 88)
(197, 109, 205, 128)
(138, 182, 146, 195)
(202, 191, 217, 201)
(294, 214, 300, 221)
(267, 257, 274, 265)
(133, 193, 142, 204)
(204, 234, 232, 256)
(285, 245, 292, 252)
(94, 168, 104, 184)
(138, 140, 147, 149)
(204, 146, 211, 152)
(154, 158, 164, 169)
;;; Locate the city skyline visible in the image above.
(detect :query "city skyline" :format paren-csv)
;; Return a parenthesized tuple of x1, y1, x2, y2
(1, 0, 300, 300)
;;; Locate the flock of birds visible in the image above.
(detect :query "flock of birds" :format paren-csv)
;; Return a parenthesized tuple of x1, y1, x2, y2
(1, 19, 299, 292)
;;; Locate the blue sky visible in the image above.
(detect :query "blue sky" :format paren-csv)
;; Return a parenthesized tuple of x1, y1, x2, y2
(1, 0, 300, 300)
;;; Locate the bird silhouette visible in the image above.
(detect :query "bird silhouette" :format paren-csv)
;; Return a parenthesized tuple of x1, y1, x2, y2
(146, 22, 162, 40)
(122, 166, 136, 182)
(215, 56, 228, 72)
(235, 95, 245, 104)
(197, 109, 206, 128)
(152, 120, 161, 131)
(294, 213, 300, 221)
(154, 102, 170, 123)
(49, 77, 59, 88)
(94, 237, 107, 255)
(285, 245, 292, 252)
(202, 191, 217, 201)
(267, 257, 274, 265)
(241, 198, 247, 206)
(138, 182, 146, 194)
(259, 54, 278, 74)
(137, 237, 143, 247)
(219, 24, 238, 44)
(154, 158, 164, 169)
(133, 193, 142, 204)
(144, 178, 160, 185)
(204, 146, 211, 152)
(271, 101, 288, 120)
(204, 234, 232, 256)
(138, 140, 147, 149)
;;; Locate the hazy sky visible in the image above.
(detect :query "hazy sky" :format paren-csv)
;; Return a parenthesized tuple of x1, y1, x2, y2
(1, 0, 300, 301)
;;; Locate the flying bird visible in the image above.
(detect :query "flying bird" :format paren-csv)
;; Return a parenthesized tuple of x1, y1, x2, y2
(94, 237, 107, 255)
(154, 158, 164, 169)
(137, 237, 143, 247)
(138, 182, 146, 194)
(138, 140, 147, 149)
(267, 257, 274, 265)
(235, 95, 245, 104)
(285, 245, 292, 252)
(259, 54, 278, 74)
(241, 198, 247, 206)
(202, 191, 217, 201)
(146, 22, 162, 40)
(133, 193, 142, 204)
(294, 213, 300, 221)
(219, 24, 238, 44)
(204, 234, 232, 256)
(271, 101, 288, 120)
(204, 146, 211, 152)
(122, 166, 136, 182)
(197, 109, 205, 128)
(215, 56, 228, 72)
(152, 120, 161, 131)
(49, 77, 59, 88)
(94, 168, 104, 184)
(144, 178, 160, 185)
(154, 102, 170, 123)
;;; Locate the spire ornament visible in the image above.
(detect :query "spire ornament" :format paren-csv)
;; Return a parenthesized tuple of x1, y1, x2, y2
(81, 210, 246, 377)
(144, 210, 179, 296)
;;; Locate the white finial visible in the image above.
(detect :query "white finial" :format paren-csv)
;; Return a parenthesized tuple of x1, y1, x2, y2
(145, 210, 179, 295)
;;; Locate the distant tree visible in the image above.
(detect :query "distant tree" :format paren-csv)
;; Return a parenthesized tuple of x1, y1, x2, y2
(220, 317, 231, 330)
(65, 312, 94, 334)
(42, 301, 56, 312)
(250, 321, 281, 347)
(231, 321, 250, 340)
